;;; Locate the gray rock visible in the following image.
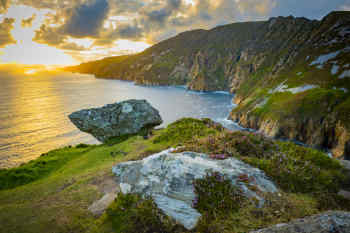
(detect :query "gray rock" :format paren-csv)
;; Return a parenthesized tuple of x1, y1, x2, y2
(338, 190, 350, 201)
(88, 191, 118, 217)
(112, 149, 278, 230)
(251, 211, 350, 233)
(69, 99, 162, 142)
(340, 160, 350, 171)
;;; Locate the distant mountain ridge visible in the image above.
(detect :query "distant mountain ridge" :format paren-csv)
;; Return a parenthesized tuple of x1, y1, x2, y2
(65, 11, 350, 159)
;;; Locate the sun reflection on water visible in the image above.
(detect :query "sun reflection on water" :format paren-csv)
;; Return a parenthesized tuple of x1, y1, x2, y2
(24, 69, 37, 75)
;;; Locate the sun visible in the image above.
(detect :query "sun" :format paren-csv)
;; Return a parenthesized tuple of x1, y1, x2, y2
(24, 69, 38, 75)
(184, 0, 195, 5)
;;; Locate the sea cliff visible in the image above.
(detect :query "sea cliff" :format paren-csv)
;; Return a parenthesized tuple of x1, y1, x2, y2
(65, 11, 350, 159)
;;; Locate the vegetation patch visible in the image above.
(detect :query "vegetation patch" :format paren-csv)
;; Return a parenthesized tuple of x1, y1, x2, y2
(98, 193, 184, 233)
(193, 172, 246, 216)
(176, 131, 277, 159)
(178, 131, 346, 194)
(251, 88, 347, 121)
(0, 146, 93, 190)
(153, 118, 222, 146)
(196, 192, 319, 233)
(1, 118, 350, 233)
(251, 142, 345, 193)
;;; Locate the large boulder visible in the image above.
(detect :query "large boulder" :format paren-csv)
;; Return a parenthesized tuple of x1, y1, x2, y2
(112, 149, 278, 230)
(69, 99, 162, 142)
(251, 211, 350, 233)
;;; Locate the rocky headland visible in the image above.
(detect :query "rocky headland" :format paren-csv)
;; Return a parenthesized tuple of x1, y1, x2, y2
(65, 11, 350, 159)
(1, 99, 350, 232)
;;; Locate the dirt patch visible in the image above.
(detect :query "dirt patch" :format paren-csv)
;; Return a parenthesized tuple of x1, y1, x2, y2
(88, 174, 120, 216)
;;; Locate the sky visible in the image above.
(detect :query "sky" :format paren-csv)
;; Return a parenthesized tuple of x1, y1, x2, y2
(0, 0, 349, 66)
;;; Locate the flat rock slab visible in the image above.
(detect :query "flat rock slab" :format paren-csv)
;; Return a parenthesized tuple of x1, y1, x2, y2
(112, 149, 278, 230)
(338, 190, 350, 200)
(69, 99, 162, 142)
(88, 191, 118, 217)
(251, 211, 350, 233)
(340, 160, 350, 171)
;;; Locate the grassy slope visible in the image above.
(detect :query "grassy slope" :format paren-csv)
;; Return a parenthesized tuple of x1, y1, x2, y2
(0, 118, 350, 233)
(0, 119, 217, 233)
(0, 135, 168, 233)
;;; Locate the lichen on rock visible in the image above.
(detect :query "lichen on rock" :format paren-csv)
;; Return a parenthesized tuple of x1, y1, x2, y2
(251, 211, 350, 233)
(68, 99, 163, 142)
(112, 149, 278, 230)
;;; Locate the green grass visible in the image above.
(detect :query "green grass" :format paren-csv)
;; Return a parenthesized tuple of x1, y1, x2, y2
(193, 172, 246, 216)
(0, 118, 349, 233)
(178, 130, 347, 194)
(97, 193, 184, 233)
(153, 118, 221, 146)
(0, 131, 172, 233)
(0, 145, 95, 190)
(251, 88, 347, 120)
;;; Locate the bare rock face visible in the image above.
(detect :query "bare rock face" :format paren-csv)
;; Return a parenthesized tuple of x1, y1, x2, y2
(112, 149, 278, 230)
(69, 99, 162, 142)
(251, 211, 350, 233)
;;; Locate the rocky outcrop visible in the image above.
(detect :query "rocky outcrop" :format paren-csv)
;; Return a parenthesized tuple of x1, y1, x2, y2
(230, 112, 350, 159)
(66, 11, 350, 158)
(251, 211, 350, 233)
(69, 99, 162, 142)
(112, 149, 278, 230)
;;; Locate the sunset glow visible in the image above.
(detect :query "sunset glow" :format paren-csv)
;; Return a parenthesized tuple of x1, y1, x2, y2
(0, 0, 348, 67)
(24, 69, 37, 75)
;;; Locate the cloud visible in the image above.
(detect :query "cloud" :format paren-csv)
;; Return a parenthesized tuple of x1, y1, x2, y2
(21, 14, 36, 27)
(0, 0, 10, 13)
(5, 0, 350, 62)
(62, 0, 109, 38)
(269, 0, 350, 19)
(20, 0, 280, 48)
(235, 0, 277, 16)
(339, 4, 350, 10)
(33, 24, 65, 46)
(0, 18, 16, 48)
(33, 24, 89, 51)
(16, 0, 75, 10)
(33, 0, 110, 50)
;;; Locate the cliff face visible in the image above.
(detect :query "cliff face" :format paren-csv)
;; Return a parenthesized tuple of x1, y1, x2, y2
(65, 11, 350, 158)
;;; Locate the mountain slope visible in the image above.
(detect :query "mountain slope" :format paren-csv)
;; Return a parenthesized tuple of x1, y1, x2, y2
(65, 11, 350, 158)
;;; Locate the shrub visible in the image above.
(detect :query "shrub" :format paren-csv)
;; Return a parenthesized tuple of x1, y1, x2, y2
(313, 192, 350, 211)
(178, 131, 346, 194)
(193, 172, 246, 216)
(248, 142, 346, 193)
(177, 131, 277, 159)
(153, 118, 218, 146)
(75, 143, 90, 148)
(103, 193, 183, 233)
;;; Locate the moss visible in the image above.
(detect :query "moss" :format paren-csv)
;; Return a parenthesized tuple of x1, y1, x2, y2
(153, 118, 220, 146)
